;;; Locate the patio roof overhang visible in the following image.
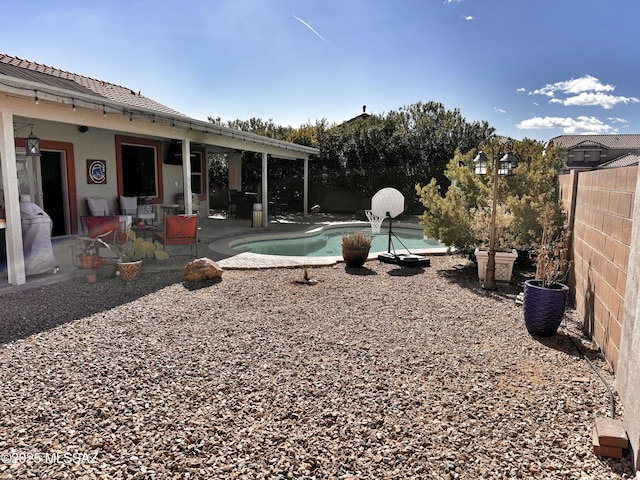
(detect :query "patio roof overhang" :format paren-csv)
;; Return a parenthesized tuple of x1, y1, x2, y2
(0, 73, 319, 159)
(0, 72, 319, 286)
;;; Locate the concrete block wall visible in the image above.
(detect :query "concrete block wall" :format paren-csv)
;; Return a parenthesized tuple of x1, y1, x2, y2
(559, 166, 637, 372)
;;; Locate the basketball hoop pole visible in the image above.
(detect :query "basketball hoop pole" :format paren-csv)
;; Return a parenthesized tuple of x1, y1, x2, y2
(387, 211, 392, 253)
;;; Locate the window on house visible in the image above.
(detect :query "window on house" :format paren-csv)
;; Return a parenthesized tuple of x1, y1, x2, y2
(122, 144, 157, 196)
(116, 136, 162, 200)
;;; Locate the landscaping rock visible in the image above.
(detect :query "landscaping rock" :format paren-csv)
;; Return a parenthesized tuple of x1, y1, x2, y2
(183, 257, 224, 281)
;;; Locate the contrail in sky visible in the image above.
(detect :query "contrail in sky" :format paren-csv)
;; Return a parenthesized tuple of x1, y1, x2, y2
(293, 15, 327, 42)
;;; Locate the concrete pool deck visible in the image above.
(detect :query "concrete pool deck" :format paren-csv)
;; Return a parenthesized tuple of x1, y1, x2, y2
(0, 212, 442, 294)
(210, 214, 447, 270)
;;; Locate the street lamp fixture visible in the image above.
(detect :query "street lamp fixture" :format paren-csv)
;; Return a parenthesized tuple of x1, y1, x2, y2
(473, 139, 518, 290)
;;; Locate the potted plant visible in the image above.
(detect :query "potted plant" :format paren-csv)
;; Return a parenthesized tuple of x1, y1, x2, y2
(522, 204, 570, 336)
(77, 239, 98, 269)
(472, 205, 518, 282)
(342, 231, 372, 268)
(97, 228, 169, 281)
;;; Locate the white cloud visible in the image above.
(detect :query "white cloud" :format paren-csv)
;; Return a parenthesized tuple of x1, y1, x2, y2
(561, 92, 639, 109)
(516, 115, 614, 134)
(494, 107, 506, 114)
(463, 15, 474, 20)
(443, 0, 462, 4)
(516, 87, 526, 93)
(608, 117, 628, 124)
(527, 74, 638, 109)
(530, 75, 614, 97)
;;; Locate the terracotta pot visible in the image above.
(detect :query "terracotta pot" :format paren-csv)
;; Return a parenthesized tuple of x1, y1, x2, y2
(85, 273, 97, 284)
(78, 253, 96, 269)
(116, 260, 143, 281)
(342, 244, 370, 268)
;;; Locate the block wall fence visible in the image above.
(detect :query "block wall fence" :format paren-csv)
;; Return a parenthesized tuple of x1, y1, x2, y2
(559, 166, 637, 372)
(561, 165, 640, 470)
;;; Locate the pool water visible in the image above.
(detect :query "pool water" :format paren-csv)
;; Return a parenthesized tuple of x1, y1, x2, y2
(231, 224, 446, 257)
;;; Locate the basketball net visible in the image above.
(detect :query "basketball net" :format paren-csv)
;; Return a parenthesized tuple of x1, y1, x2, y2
(365, 210, 385, 234)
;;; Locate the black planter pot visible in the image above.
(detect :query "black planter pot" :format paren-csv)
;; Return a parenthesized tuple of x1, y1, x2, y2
(523, 279, 569, 336)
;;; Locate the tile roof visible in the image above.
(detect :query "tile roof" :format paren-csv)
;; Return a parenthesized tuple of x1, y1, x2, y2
(549, 134, 640, 150)
(597, 153, 640, 169)
(0, 54, 187, 117)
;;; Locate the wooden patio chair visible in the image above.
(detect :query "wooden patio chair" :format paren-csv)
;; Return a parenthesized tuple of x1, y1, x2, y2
(153, 214, 199, 257)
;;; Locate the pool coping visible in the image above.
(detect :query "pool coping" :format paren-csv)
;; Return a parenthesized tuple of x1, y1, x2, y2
(211, 221, 450, 270)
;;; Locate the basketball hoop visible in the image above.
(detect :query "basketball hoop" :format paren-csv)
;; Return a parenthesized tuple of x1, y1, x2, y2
(365, 209, 385, 234)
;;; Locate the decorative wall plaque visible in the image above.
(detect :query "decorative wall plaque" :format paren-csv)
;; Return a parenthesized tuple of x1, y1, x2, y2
(87, 159, 107, 184)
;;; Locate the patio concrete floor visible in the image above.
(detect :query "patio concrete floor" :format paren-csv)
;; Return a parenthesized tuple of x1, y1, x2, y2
(0, 212, 433, 295)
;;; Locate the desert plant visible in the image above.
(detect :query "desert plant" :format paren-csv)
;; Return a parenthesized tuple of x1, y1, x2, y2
(342, 231, 372, 249)
(470, 204, 517, 252)
(97, 228, 169, 263)
(531, 202, 569, 288)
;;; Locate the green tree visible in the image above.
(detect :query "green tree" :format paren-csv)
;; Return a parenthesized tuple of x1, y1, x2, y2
(319, 101, 492, 212)
(416, 138, 566, 254)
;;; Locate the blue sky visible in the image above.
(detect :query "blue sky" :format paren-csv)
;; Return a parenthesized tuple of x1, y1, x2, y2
(2, 0, 639, 141)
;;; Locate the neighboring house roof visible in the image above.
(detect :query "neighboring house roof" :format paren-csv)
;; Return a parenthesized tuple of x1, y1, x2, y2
(598, 153, 640, 169)
(548, 134, 640, 150)
(342, 105, 371, 126)
(0, 54, 187, 117)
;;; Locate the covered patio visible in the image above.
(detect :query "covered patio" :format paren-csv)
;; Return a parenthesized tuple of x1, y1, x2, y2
(0, 53, 318, 287)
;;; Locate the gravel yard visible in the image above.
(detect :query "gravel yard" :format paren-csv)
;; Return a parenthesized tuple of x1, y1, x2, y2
(0, 255, 635, 479)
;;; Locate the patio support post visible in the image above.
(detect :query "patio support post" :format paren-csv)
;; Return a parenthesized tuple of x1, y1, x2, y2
(303, 157, 309, 217)
(0, 109, 26, 285)
(261, 151, 268, 227)
(181, 138, 192, 214)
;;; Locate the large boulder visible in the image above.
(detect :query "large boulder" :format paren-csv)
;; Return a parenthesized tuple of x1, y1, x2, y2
(183, 257, 224, 282)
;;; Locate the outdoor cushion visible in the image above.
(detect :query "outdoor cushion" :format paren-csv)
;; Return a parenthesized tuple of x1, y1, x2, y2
(119, 196, 138, 215)
(86, 197, 111, 216)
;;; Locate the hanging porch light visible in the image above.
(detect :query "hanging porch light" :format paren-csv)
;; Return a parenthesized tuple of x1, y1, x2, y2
(25, 129, 41, 157)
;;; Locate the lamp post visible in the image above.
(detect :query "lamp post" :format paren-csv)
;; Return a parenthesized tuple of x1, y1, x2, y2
(473, 139, 518, 290)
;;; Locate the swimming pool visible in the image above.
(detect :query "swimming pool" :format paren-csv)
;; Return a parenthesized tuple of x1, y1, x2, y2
(230, 223, 447, 257)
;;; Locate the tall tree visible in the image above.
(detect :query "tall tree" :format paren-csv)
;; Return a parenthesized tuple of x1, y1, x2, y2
(416, 138, 566, 254)
(318, 101, 492, 212)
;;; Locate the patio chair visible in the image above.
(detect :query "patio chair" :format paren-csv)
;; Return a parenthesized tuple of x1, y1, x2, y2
(83, 215, 127, 245)
(119, 195, 155, 226)
(153, 214, 199, 257)
(86, 196, 112, 216)
(85, 196, 132, 232)
(119, 196, 137, 216)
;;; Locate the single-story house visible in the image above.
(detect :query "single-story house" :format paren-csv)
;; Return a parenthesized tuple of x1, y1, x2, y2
(0, 53, 319, 286)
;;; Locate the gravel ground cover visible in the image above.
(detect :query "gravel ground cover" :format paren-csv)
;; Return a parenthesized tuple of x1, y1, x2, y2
(0, 255, 635, 479)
